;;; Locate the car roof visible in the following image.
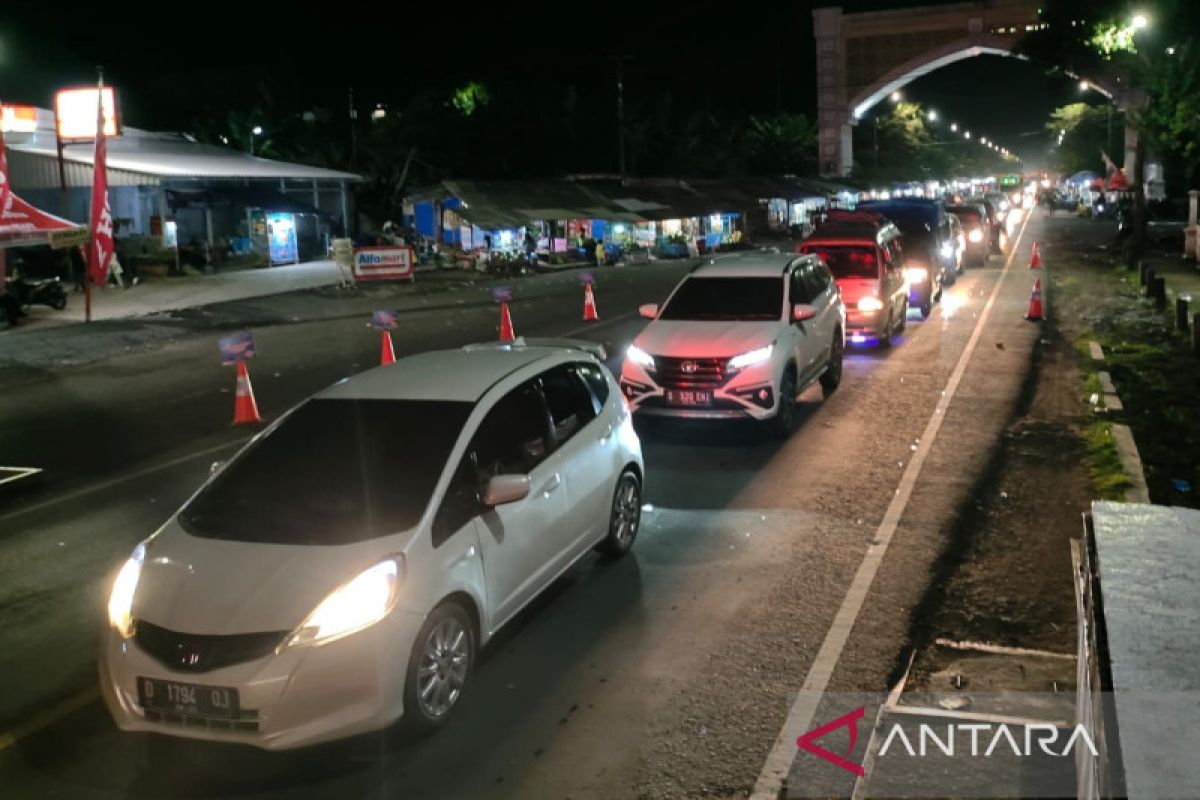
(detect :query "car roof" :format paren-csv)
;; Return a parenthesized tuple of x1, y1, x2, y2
(318, 345, 574, 403)
(689, 251, 805, 278)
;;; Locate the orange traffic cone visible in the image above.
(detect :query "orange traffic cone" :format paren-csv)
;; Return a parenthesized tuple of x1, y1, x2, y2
(1025, 279, 1044, 321)
(233, 361, 262, 425)
(582, 283, 599, 321)
(1029, 241, 1041, 269)
(498, 301, 515, 342)
(380, 330, 396, 365)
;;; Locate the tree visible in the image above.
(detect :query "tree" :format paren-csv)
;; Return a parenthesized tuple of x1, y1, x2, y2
(1045, 103, 1118, 175)
(742, 113, 817, 175)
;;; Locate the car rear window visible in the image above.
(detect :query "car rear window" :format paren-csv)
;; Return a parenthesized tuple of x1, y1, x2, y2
(802, 245, 880, 279)
(179, 398, 473, 544)
(948, 208, 983, 226)
(659, 276, 784, 321)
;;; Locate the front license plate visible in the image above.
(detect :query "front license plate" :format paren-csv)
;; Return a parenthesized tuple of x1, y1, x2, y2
(665, 389, 712, 406)
(138, 677, 239, 719)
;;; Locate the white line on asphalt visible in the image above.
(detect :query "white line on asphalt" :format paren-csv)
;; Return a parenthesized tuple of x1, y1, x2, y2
(749, 210, 1034, 799)
(0, 688, 98, 752)
(0, 439, 247, 526)
(0, 467, 43, 488)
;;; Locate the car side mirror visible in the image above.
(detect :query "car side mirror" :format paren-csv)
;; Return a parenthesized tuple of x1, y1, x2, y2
(792, 304, 818, 322)
(481, 474, 531, 507)
(638, 303, 659, 320)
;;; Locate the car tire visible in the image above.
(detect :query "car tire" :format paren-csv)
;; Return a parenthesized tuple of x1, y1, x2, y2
(51, 296, 67, 310)
(770, 368, 798, 439)
(879, 314, 893, 348)
(597, 470, 641, 557)
(919, 301, 932, 319)
(896, 299, 908, 333)
(402, 602, 476, 734)
(820, 331, 843, 396)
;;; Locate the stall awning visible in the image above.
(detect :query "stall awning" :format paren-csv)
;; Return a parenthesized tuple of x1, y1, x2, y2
(0, 191, 88, 250)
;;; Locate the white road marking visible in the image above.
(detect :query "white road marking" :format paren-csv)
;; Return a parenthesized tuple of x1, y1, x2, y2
(0, 439, 246, 525)
(0, 467, 42, 488)
(750, 210, 1034, 799)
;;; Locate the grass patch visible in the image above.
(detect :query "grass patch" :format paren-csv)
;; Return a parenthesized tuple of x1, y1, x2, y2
(1085, 421, 1133, 500)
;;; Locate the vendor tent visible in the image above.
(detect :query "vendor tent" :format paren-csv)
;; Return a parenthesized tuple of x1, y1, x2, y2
(0, 126, 87, 250)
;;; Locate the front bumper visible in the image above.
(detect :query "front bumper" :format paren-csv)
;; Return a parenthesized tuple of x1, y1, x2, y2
(100, 610, 425, 751)
(619, 361, 777, 421)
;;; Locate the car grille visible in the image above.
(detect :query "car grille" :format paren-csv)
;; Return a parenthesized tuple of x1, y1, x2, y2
(143, 708, 260, 733)
(134, 621, 288, 674)
(654, 356, 732, 388)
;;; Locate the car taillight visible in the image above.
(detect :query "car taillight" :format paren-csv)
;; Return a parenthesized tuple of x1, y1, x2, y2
(968, 229, 984, 243)
(857, 296, 884, 312)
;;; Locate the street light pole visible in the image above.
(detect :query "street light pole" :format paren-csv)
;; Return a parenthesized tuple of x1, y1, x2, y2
(610, 56, 632, 177)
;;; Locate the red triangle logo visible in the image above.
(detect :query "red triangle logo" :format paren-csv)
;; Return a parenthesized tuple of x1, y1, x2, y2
(796, 706, 866, 777)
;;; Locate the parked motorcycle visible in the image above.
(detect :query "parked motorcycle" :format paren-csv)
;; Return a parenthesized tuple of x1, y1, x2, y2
(6, 275, 68, 311)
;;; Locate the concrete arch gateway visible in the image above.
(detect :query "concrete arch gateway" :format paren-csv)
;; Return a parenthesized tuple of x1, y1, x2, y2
(813, 0, 1048, 177)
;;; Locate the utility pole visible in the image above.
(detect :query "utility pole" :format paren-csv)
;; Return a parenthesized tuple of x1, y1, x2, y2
(609, 56, 632, 177)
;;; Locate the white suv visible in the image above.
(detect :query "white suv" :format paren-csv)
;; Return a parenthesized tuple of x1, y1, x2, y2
(620, 252, 845, 437)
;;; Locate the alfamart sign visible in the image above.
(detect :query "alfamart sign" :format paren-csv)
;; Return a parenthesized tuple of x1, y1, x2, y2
(352, 246, 415, 281)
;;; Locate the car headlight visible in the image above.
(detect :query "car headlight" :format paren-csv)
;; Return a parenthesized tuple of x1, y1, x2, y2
(968, 229, 984, 243)
(286, 558, 401, 648)
(626, 344, 655, 370)
(857, 296, 884, 313)
(108, 542, 147, 639)
(903, 266, 928, 285)
(728, 344, 773, 369)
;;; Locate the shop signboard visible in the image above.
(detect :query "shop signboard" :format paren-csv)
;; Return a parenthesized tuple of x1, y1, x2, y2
(353, 246, 415, 281)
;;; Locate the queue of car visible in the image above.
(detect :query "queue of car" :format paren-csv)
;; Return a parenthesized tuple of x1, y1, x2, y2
(100, 192, 1004, 754)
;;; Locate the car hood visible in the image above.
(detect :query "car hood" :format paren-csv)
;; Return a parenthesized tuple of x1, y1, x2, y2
(634, 320, 779, 358)
(131, 519, 404, 635)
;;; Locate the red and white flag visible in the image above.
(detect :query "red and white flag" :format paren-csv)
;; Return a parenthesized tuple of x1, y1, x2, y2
(86, 78, 114, 285)
(0, 105, 11, 214)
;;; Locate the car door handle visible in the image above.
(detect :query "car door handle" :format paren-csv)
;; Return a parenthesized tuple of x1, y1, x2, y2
(540, 473, 561, 496)
(598, 423, 614, 442)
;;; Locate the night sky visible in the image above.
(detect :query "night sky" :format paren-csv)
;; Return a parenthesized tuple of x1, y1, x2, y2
(1, 0, 1078, 164)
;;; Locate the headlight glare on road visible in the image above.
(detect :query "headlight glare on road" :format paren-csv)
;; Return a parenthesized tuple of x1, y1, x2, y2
(903, 266, 928, 285)
(107, 543, 146, 639)
(287, 558, 401, 648)
(626, 344, 655, 370)
(728, 344, 773, 369)
(939, 242, 954, 259)
(857, 296, 884, 313)
(968, 229, 984, 243)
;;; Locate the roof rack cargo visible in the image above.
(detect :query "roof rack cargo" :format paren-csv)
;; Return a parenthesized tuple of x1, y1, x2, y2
(462, 337, 607, 361)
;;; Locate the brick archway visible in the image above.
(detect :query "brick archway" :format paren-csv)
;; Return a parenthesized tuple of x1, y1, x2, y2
(813, 0, 1045, 177)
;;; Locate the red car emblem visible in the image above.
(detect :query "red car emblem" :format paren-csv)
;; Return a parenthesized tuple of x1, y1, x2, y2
(680, 360, 699, 374)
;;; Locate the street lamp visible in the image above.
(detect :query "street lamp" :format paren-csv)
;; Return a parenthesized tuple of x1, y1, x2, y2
(950, 122, 958, 132)
(965, 131, 972, 139)
(1131, 13, 1148, 30)
(927, 109, 938, 122)
(249, 125, 263, 155)
(1079, 79, 1090, 91)
(890, 91, 902, 103)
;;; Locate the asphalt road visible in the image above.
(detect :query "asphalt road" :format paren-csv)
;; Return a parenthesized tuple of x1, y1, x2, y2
(0, 212, 1048, 799)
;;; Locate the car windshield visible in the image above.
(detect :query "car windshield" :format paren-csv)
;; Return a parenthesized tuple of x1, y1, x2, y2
(948, 208, 983, 227)
(659, 276, 783, 321)
(802, 245, 879, 279)
(179, 398, 473, 544)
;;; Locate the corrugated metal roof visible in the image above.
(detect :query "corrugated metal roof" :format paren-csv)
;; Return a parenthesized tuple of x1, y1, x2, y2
(6, 121, 359, 188)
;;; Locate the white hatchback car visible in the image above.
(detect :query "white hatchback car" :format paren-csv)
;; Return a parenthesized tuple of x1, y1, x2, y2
(620, 252, 845, 436)
(101, 339, 643, 750)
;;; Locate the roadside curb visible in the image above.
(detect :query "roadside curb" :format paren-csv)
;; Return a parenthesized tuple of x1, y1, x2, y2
(1087, 340, 1150, 503)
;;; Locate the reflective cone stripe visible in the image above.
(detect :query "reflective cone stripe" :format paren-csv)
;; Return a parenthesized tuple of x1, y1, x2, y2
(583, 283, 599, 321)
(1025, 279, 1044, 321)
(380, 330, 396, 365)
(1029, 241, 1041, 269)
(498, 302, 515, 342)
(233, 360, 262, 425)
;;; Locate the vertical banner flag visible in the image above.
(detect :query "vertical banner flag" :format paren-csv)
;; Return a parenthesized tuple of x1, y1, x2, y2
(218, 331, 257, 364)
(86, 78, 114, 285)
